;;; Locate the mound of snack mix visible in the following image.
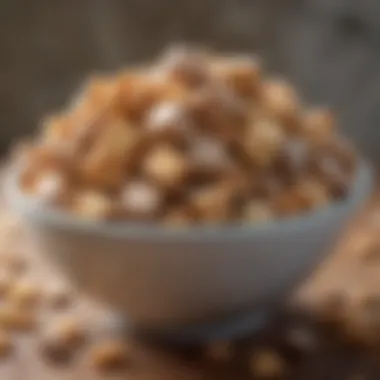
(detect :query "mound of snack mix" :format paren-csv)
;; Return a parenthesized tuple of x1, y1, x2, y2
(16, 47, 357, 225)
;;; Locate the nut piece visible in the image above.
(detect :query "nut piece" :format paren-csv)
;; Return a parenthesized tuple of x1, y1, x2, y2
(120, 181, 162, 220)
(244, 119, 285, 167)
(72, 191, 113, 220)
(250, 349, 285, 378)
(90, 340, 129, 372)
(0, 330, 13, 358)
(143, 145, 188, 188)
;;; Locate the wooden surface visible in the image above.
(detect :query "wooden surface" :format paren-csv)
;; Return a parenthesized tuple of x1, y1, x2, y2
(1, 193, 380, 379)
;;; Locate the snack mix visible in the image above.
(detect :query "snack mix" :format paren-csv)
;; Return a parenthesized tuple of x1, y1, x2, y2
(17, 46, 357, 226)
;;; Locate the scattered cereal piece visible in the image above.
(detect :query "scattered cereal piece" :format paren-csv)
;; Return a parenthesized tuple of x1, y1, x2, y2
(0, 304, 36, 331)
(46, 283, 72, 310)
(9, 280, 41, 309)
(90, 340, 129, 372)
(203, 341, 233, 362)
(250, 349, 286, 378)
(0, 330, 13, 358)
(40, 316, 87, 363)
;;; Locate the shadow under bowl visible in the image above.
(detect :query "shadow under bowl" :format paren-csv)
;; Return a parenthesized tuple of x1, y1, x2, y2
(4, 161, 373, 341)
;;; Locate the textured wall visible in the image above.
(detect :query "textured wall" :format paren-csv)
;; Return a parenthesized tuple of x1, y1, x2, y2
(1, 0, 379, 163)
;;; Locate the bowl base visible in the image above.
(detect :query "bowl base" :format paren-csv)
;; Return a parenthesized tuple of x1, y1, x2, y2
(130, 309, 271, 344)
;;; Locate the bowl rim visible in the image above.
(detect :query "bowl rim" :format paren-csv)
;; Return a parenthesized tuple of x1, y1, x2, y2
(5, 160, 373, 242)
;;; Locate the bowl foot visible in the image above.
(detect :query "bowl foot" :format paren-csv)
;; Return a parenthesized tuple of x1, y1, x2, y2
(130, 309, 271, 344)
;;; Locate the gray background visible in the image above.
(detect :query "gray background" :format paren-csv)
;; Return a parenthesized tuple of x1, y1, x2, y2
(1, 0, 379, 163)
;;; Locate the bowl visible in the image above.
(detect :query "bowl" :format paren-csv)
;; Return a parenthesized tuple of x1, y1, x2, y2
(5, 160, 373, 341)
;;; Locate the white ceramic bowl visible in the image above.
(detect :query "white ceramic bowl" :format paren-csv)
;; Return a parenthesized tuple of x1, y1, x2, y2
(5, 161, 373, 340)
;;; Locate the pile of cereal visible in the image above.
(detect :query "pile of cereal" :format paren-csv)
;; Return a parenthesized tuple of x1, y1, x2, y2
(17, 47, 357, 225)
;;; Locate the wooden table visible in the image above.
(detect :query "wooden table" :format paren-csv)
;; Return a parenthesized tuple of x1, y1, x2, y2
(1, 193, 380, 380)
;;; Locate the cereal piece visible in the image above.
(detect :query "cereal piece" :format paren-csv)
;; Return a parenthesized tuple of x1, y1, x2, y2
(72, 191, 113, 220)
(274, 139, 310, 184)
(244, 201, 274, 223)
(190, 184, 234, 223)
(163, 207, 192, 228)
(119, 72, 185, 122)
(203, 341, 233, 362)
(143, 145, 188, 189)
(244, 119, 285, 167)
(120, 181, 162, 220)
(71, 76, 120, 120)
(213, 55, 261, 100)
(303, 108, 336, 143)
(90, 340, 129, 371)
(186, 88, 246, 141)
(261, 79, 300, 128)
(250, 349, 286, 378)
(160, 46, 210, 88)
(294, 179, 330, 211)
(0, 304, 36, 331)
(189, 135, 231, 174)
(80, 118, 139, 189)
(9, 280, 41, 309)
(30, 170, 67, 204)
(272, 189, 303, 216)
(41, 114, 75, 146)
(145, 101, 189, 134)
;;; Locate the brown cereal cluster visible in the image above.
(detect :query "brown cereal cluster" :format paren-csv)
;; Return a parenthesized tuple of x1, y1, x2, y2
(17, 46, 357, 225)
